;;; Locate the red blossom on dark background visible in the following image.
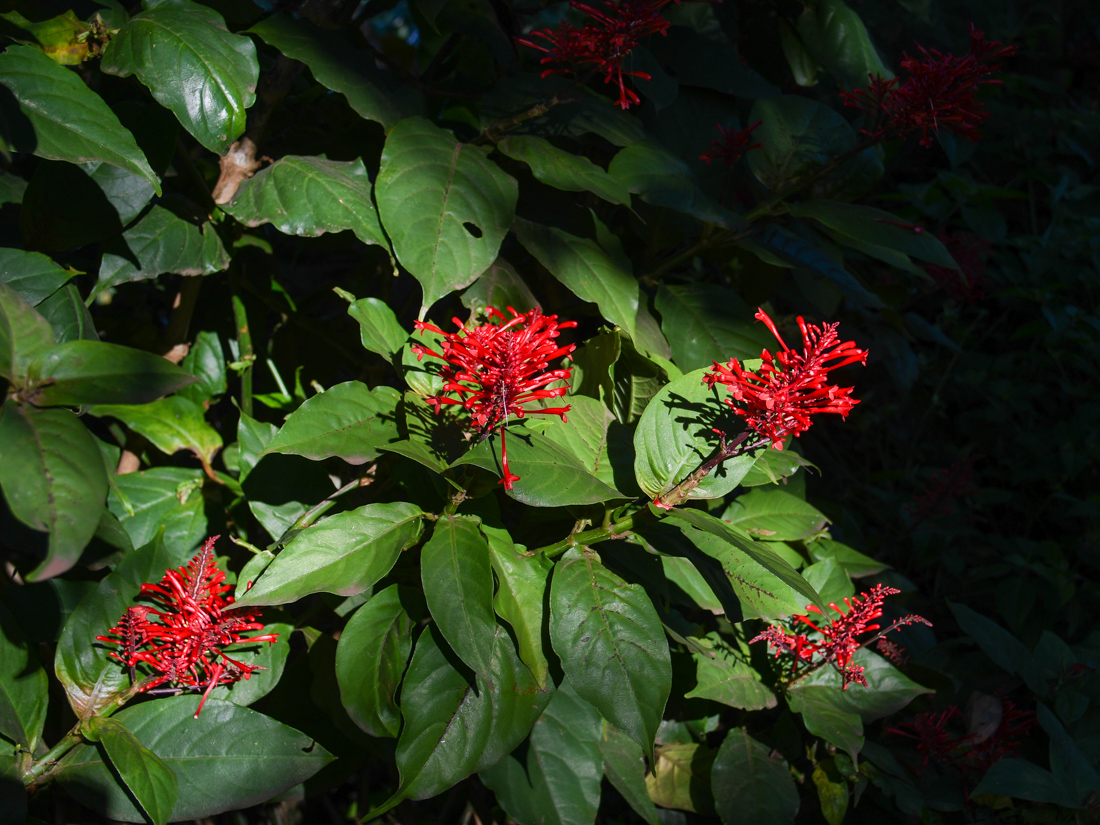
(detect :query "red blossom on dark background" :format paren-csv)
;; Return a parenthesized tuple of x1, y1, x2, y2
(97, 537, 278, 717)
(841, 24, 1017, 148)
(517, 0, 672, 109)
(704, 309, 868, 449)
(751, 584, 931, 689)
(412, 306, 577, 489)
(699, 120, 763, 167)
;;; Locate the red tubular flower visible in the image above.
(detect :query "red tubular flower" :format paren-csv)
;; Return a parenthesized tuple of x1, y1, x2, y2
(517, 0, 672, 109)
(412, 306, 577, 490)
(751, 584, 931, 689)
(699, 120, 763, 167)
(841, 24, 1017, 148)
(704, 309, 868, 449)
(98, 537, 278, 717)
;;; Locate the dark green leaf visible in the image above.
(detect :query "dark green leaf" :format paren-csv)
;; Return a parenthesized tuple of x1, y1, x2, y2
(812, 761, 849, 825)
(485, 524, 552, 689)
(337, 290, 408, 361)
(747, 94, 857, 189)
(722, 488, 829, 541)
(390, 624, 551, 804)
(54, 536, 177, 718)
(249, 13, 418, 129)
(712, 728, 799, 825)
(948, 602, 1047, 694)
(609, 141, 742, 227)
(739, 447, 815, 488)
(632, 368, 761, 502)
(0, 170, 26, 205)
(421, 516, 497, 684)
(106, 467, 207, 557)
(261, 381, 399, 465)
(0, 280, 56, 382)
(795, 0, 890, 89)
(95, 200, 229, 294)
(0, 401, 107, 580)
(788, 648, 931, 720)
(550, 547, 671, 754)
(224, 155, 387, 247)
(807, 538, 887, 578)
(600, 722, 659, 824)
(498, 136, 631, 208)
(971, 759, 1077, 808)
(801, 557, 854, 606)
(335, 584, 414, 738)
(376, 117, 517, 308)
(19, 160, 129, 253)
(206, 619, 292, 708)
(0, 600, 47, 749)
(37, 284, 96, 344)
(534, 395, 618, 488)
(685, 631, 776, 710)
(663, 508, 828, 614)
(480, 681, 603, 825)
(0, 45, 159, 192)
(0, 247, 74, 306)
(651, 22, 779, 99)
(234, 502, 424, 607)
(28, 340, 196, 407)
(56, 697, 332, 821)
(89, 397, 222, 466)
(101, 0, 258, 154)
(654, 284, 772, 373)
(176, 330, 226, 405)
(786, 687, 864, 762)
(461, 256, 539, 316)
(646, 742, 716, 814)
(82, 716, 177, 825)
(451, 426, 624, 507)
(513, 216, 639, 340)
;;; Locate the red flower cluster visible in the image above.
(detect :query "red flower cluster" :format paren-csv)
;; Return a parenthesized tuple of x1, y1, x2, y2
(704, 309, 868, 449)
(924, 232, 989, 303)
(889, 699, 1036, 777)
(412, 306, 577, 489)
(841, 24, 1017, 148)
(699, 120, 763, 167)
(751, 584, 931, 689)
(98, 537, 278, 717)
(517, 0, 672, 109)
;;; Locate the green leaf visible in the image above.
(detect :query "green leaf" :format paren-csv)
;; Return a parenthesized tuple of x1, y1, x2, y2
(0, 45, 160, 192)
(224, 155, 387, 247)
(663, 508, 828, 614)
(95, 200, 229, 294)
(600, 722, 659, 824)
(485, 525, 552, 689)
(747, 95, 855, 190)
(335, 584, 415, 738)
(337, 290, 408, 361)
(480, 681, 604, 825)
(56, 697, 332, 821)
(513, 216, 639, 341)
(390, 624, 551, 803)
(0, 10, 95, 65)
(676, 522, 804, 620)
(788, 200, 958, 268)
(376, 117, 517, 308)
(685, 632, 777, 710)
(451, 426, 624, 507)
(646, 742, 716, 814)
(550, 547, 671, 754)
(0, 401, 107, 580)
(632, 368, 761, 502)
(54, 536, 178, 718)
(796, 0, 891, 90)
(0, 280, 56, 382)
(248, 13, 417, 129)
(89, 396, 222, 467)
(106, 467, 207, 557)
(27, 340, 196, 407)
(812, 761, 849, 825)
(534, 395, 618, 489)
(971, 759, 1077, 808)
(498, 135, 631, 208)
(785, 687, 864, 762)
(722, 488, 829, 541)
(801, 557, 854, 606)
(101, 0, 258, 154)
(461, 256, 539, 316)
(712, 728, 800, 825)
(82, 716, 177, 825)
(0, 247, 74, 306)
(0, 170, 27, 205)
(234, 502, 424, 607)
(0, 600, 47, 749)
(651, 21, 779, 99)
(654, 285, 773, 373)
(739, 447, 815, 487)
(206, 619, 292, 708)
(948, 602, 1048, 694)
(787, 648, 932, 720)
(176, 330, 226, 405)
(37, 283, 97, 344)
(609, 141, 742, 227)
(421, 515, 497, 684)
(807, 538, 887, 578)
(262, 382, 399, 465)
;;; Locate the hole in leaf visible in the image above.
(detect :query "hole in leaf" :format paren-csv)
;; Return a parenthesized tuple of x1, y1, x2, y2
(463, 222, 483, 239)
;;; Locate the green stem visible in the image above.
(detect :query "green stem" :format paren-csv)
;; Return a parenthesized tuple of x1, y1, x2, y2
(231, 292, 253, 418)
(536, 508, 654, 558)
(24, 730, 81, 785)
